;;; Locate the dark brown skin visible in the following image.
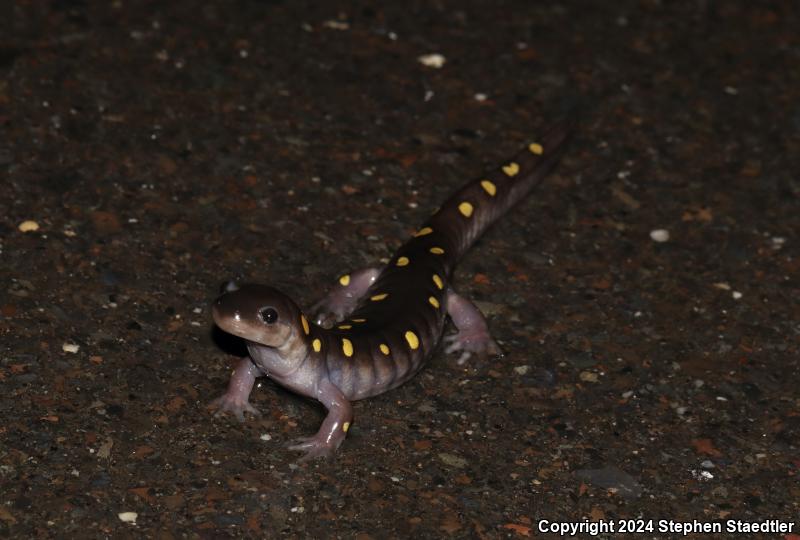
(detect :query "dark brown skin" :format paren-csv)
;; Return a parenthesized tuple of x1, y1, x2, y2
(210, 119, 574, 460)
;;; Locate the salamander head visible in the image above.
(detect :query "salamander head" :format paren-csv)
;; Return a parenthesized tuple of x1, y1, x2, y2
(212, 284, 303, 349)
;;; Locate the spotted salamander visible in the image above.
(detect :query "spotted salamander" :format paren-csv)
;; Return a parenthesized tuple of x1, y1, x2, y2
(210, 119, 573, 460)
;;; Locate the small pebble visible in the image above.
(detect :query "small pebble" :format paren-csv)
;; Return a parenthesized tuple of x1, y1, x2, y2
(649, 229, 669, 242)
(691, 469, 714, 480)
(418, 53, 446, 68)
(118, 512, 138, 524)
(574, 466, 643, 498)
(513, 365, 530, 375)
(259, 433, 272, 441)
(18, 220, 40, 232)
(62, 343, 80, 354)
(438, 453, 468, 468)
(579, 371, 599, 382)
(322, 20, 349, 30)
(731, 291, 742, 299)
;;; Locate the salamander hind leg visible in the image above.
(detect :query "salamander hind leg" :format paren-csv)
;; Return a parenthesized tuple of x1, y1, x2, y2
(311, 267, 381, 328)
(444, 289, 503, 365)
(287, 380, 354, 462)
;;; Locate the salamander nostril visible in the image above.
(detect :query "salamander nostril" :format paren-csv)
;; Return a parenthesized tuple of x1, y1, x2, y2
(259, 307, 278, 324)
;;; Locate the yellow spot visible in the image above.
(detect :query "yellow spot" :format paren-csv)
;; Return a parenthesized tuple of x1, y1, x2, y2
(397, 256, 410, 266)
(480, 180, 496, 196)
(300, 314, 310, 335)
(428, 296, 440, 308)
(342, 338, 354, 357)
(352, 318, 366, 323)
(370, 293, 388, 301)
(414, 227, 433, 237)
(379, 343, 390, 355)
(458, 201, 474, 217)
(429, 247, 444, 255)
(342, 421, 350, 433)
(338, 324, 352, 330)
(339, 274, 350, 286)
(312, 338, 322, 352)
(502, 162, 520, 177)
(528, 142, 544, 155)
(432, 274, 444, 290)
(404, 331, 420, 350)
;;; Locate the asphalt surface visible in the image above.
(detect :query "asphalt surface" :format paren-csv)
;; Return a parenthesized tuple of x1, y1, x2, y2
(1, 1, 798, 538)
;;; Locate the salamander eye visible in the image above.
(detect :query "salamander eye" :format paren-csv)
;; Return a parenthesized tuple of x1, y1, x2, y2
(258, 307, 278, 324)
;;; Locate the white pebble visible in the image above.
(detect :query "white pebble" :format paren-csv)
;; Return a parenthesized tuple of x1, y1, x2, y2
(650, 229, 670, 242)
(260, 433, 272, 441)
(417, 53, 446, 68)
(62, 343, 80, 354)
(731, 291, 742, 300)
(771, 236, 786, 247)
(118, 512, 138, 524)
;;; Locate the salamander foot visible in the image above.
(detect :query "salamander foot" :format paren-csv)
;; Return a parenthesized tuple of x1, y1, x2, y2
(443, 329, 502, 364)
(208, 394, 262, 422)
(287, 429, 347, 462)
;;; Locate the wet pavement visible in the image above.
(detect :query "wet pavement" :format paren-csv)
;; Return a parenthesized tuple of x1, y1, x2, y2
(1, 1, 799, 538)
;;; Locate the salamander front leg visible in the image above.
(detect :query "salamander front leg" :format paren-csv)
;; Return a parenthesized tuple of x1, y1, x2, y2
(288, 380, 354, 461)
(444, 289, 502, 365)
(208, 358, 263, 421)
(311, 267, 381, 328)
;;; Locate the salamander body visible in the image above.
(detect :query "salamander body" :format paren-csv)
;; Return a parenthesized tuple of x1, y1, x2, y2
(210, 120, 573, 460)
